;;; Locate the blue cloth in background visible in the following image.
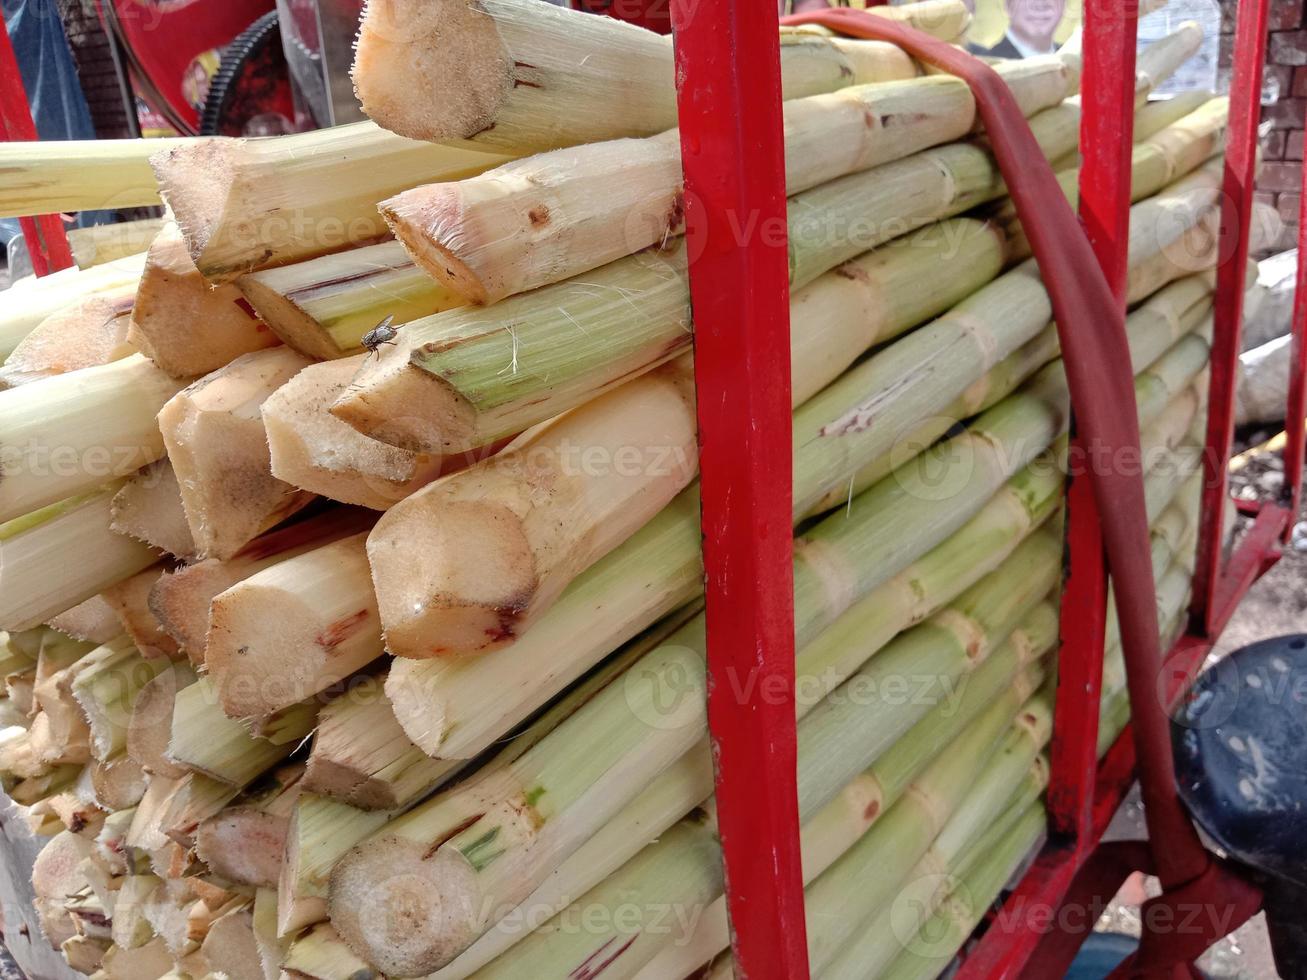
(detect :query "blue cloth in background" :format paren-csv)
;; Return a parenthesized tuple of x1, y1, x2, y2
(2, 0, 105, 247)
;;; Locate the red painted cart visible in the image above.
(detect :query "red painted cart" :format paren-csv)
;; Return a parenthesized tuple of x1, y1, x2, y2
(4, 0, 1307, 975)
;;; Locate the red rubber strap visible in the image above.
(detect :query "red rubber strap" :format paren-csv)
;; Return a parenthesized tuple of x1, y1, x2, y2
(781, 9, 1213, 892)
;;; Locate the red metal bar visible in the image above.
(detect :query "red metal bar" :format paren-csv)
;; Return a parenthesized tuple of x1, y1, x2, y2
(0, 13, 73, 276)
(1046, 0, 1139, 848)
(1283, 163, 1307, 529)
(670, 2, 809, 976)
(1191, 0, 1270, 634)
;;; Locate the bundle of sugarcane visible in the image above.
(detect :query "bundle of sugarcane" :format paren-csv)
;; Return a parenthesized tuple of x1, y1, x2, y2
(0, 8, 1238, 979)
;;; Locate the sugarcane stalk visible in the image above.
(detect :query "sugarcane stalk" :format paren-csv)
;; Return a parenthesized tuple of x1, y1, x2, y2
(167, 677, 317, 785)
(237, 241, 466, 359)
(152, 122, 510, 283)
(195, 764, 305, 888)
(353, 0, 968, 150)
(204, 533, 383, 717)
(100, 566, 182, 659)
(329, 505, 1063, 975)
(0, 280, 137, 387)
(67, 216, 165, 269)
(282, 921, 382, 980)
(331, 102, 1083, 455)
(824, 777, 1047, 980)
(252, 887, 289, 978)
(0, 252, 145, 360)
(810, 709, 1051, 973)
(147, 507, 375, 664)
(46, 595, 122, 645)
(381, 54, 1079, 305)
(303, 673, 463, 809)
(262, 355, 491, 510)
(0, 138, 184, 217)
(70, 637, 171, 761)
(285, 605, 702, 937)
(110, 461, 197, 560)
(126, 662, 197, 779)
(474, 626, 1051, 980)
(89, 751, 147, 811)
(128, 221, 278, 379)
(1134, 90, 1214, 141)
(879, 803, 1047, 980)
(0, 484, 160, 631)
(157, 347, 316, 559)
(200, 905, 264, 980)
(369, 356, 697, 657)
(0, 354, 184, 523)
(383, 298, 1208, 765)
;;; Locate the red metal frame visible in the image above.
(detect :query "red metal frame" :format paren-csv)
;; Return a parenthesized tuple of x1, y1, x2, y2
(0, 16, 72, 276)
(1191, 0, 1273, 637)
(671, 3, 810, 978)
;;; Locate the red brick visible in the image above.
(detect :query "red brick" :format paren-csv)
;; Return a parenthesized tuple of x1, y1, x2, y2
(1260, 161, 1304, 192)
(1272, 0, 1304, 31)
(1265, 97, 1307, 128)
(1290, 130, 1305, 160)
(1256, 190, 1280, 209)
(1271, 30, 1307, 64)
(1265, 129, 1289, 159)
(1278, 193, 1302, 222)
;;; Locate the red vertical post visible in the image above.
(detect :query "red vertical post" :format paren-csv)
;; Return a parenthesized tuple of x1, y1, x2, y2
(0, 16, 73, 276)
(1282, 167, 1307, 530)
(670, 2, 809, 978)
(1191, 0, 1270, 632)
(1046, 0, 1138, 846)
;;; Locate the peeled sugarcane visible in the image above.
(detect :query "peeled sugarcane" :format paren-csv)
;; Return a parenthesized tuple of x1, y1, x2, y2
(147, 506, 375, 663)
(354, 0, 968, 150)
(194, 764, 304, 888)
(69, 637, 171, 761)
(128, 221, 277, 379)
(0, 281, 137, 387)
(89, 752, 147, 811)
(67, 217, 165, 270)
(157, 346, 315, 559)
(330, 102, 1083, 454)
(0, 253, 146, 362)
(285, 605, 702, 933)
(0, 252, 146, 360)
(368, 357, 697, 656)
(797, 687, 1053, 975)
(262, 356, 496, 509)
(167, 677, 316, 785)
(477, 606, 1055, 980)
(46, 595, 122, 645)
(330, 523, 1063, 974)
(374, 176, 1220, 670)
(382, 273, 1212, 769)
(878, 803, 1047, 980)
(200, 904, 264, 980)
(100, 567, 181, 659)
(204, 533, 382, 717)
(126, 662, 198, 779)
(152, 122, 510, 283)
(382, 54, 1078, 305)
(110, 461, 196, 559)
(0, 485, 160, 631)
(237, 241, 466, 359)
(0, 138, 184, 217)
(825, 792, 1047, 980)
(0, 354, 184, 523)
(302, 677, 461, 810)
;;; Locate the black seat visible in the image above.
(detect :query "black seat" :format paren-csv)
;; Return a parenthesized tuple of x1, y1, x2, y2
(1173, 633, 1307, 979)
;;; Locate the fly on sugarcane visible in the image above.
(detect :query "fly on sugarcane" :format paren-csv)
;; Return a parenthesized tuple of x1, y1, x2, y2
(361, 315, 400, 357)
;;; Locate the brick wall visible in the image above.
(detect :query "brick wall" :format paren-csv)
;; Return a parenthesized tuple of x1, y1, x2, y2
(1221, 0, 1304, 254)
